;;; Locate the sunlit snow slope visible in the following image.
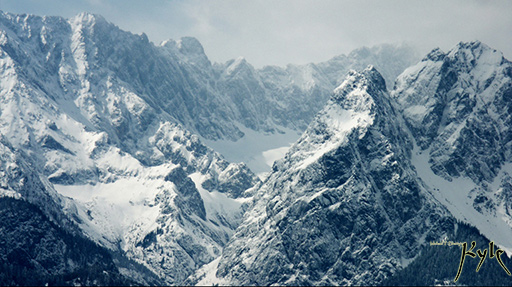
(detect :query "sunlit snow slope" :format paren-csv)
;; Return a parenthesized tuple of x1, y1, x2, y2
(0, 11, 259, 284)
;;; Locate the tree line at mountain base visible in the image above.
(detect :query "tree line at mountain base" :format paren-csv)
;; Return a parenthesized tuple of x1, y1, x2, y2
(382, 221, 512, 286)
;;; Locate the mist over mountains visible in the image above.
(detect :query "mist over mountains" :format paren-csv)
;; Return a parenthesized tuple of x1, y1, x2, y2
(0, 11, 511, 286)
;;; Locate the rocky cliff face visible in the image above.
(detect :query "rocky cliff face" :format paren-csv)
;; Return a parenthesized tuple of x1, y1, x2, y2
(192, 42, 512, 286)
(3, 9, 510, 286)
(204, 67, 454, 285)
(395, 41, 512, 182)
(393, 40, 512, 254)
(0, 11, 259, 284)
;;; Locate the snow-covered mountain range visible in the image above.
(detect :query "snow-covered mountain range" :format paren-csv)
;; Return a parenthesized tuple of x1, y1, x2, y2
(196, 40, 512, 282)
(394, 42, 512, 252)
(1, 10, 511, 286)
(192, 42, 512, 285)
(196, 66, 453, 285)
(0, 11, 260, 284)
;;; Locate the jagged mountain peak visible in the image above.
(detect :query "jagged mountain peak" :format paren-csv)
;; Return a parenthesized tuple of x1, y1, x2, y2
(394, 41, 512, 162)
(318, 43, 420, 89)
(321, 66, 386, 121)
(393, 41, 511, 147)
(421, 47, 445, 62)
(176, 36, 205, 55)
(0, 10, 43, 22)
(226, 56, 249, 68)
(70, 12, 107, 26)
(334, 65, 386, 97)
(176, 36, 212, 68)
(419, 41, 498, 64)
(223, 56, 255, 77)
(277, 66, 387, 175)
(450, 40, 492, 54)
(207, 65, 451, 286)
(161, 36, 208, 55)
(0, 11, 69, 49)
(391, 43, 512, 256)
(446, 40, 505, 71)
(418, 41, 505, 73)
(160, 36, 212, 69)
(328, 66, 388, 119)
(68, 11, 151, 51)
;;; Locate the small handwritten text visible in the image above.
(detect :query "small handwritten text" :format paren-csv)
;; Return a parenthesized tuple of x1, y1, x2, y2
(429, 238, 464, 247)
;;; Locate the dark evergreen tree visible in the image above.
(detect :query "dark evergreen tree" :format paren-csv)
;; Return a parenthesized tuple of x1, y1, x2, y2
(0, 197, 136, 286)
(382, 222, 512, 286)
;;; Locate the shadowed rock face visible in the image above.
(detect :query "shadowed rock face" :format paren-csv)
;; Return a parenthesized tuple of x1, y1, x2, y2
(0, 197, 138, 286)
(212, 66, 453, 286)
(0, 12, 416, 285)
(0, 12, 416, 144)
(205, 42, 512, 286)
(394, 41, 512, 183)
(4, 9, 511, 287)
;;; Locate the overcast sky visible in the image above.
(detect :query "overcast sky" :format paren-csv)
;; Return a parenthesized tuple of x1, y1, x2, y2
(0, 0, 511, 67)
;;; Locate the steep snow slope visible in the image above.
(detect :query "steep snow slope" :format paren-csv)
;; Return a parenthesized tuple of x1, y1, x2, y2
(201, 67, 454, 286)
(0, 11, 419, 179)
(0, 11, 419, 283)
(202, 42, 512, 286)
(0, 135, 74, 231)
(393, 41, 512, 253)
(0, 134, 146, 284)
(7, 9, 506, 286)
(206, 44, 419, 173)
(0, 11, 259, 284)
